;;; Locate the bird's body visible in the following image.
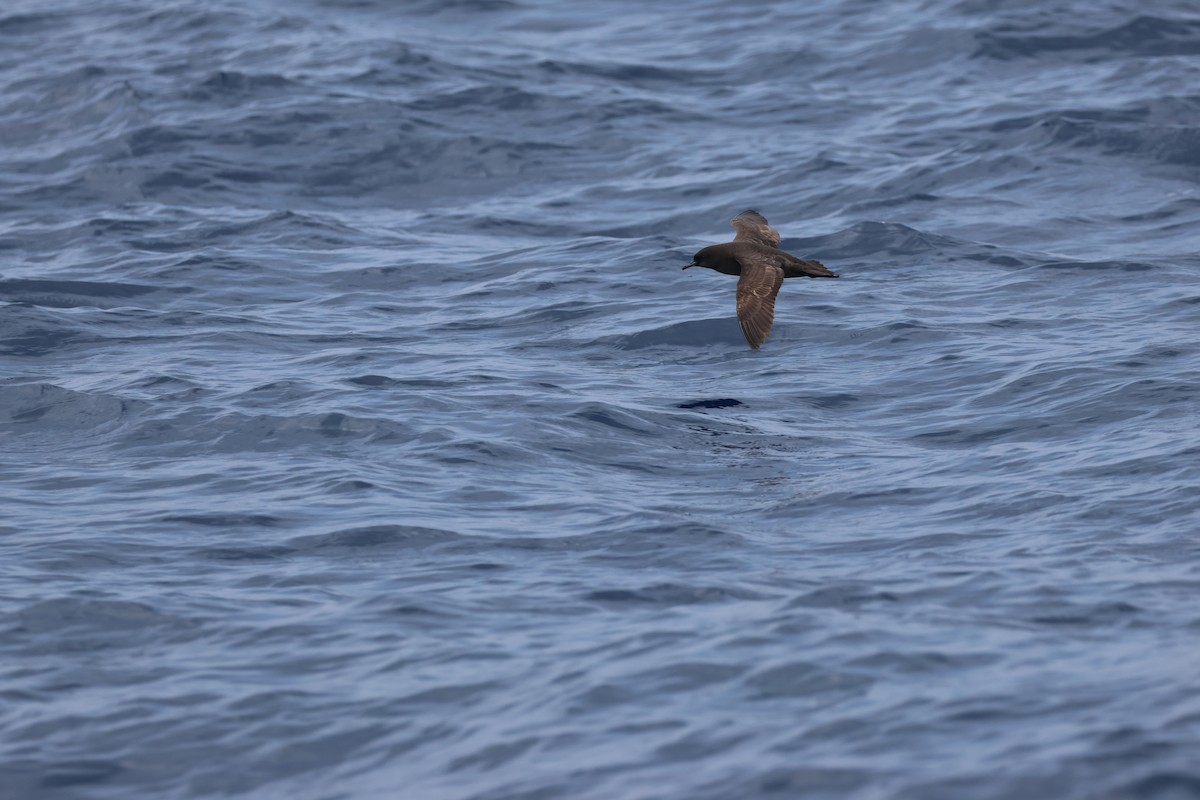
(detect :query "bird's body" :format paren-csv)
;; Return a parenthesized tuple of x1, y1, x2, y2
(683, 210, 837, 349)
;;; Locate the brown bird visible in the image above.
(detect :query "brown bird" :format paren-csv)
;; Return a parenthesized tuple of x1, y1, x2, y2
(683, 210, 838, 349)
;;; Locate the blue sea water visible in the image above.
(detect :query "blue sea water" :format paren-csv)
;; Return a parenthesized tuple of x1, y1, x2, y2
(2, 0, 1200, 797)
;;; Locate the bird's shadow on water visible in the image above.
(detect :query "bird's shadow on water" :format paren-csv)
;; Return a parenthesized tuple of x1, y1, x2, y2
(676, 398, 745, 409)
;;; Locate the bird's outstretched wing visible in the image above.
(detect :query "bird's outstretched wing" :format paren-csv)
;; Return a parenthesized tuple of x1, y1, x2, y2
(730, 210, 781, 248)
(735, 254, 785, 349)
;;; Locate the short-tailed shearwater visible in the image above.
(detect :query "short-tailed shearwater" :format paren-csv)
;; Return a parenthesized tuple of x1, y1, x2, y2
(683, 210, 838, 349)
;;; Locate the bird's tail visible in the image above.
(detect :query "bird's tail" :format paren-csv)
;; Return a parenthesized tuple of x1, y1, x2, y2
(786, 258, 839, 278)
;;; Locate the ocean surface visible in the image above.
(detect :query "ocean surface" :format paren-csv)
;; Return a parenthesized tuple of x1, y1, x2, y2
(2, 1, 1199, 798)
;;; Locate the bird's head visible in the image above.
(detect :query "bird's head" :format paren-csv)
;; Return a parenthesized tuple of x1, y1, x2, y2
(683, 244, 738, 275)
(683, 245, 720, 271)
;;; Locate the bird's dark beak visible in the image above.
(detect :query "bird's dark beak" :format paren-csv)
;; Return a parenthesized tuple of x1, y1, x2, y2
(682, 262, 696, 270)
